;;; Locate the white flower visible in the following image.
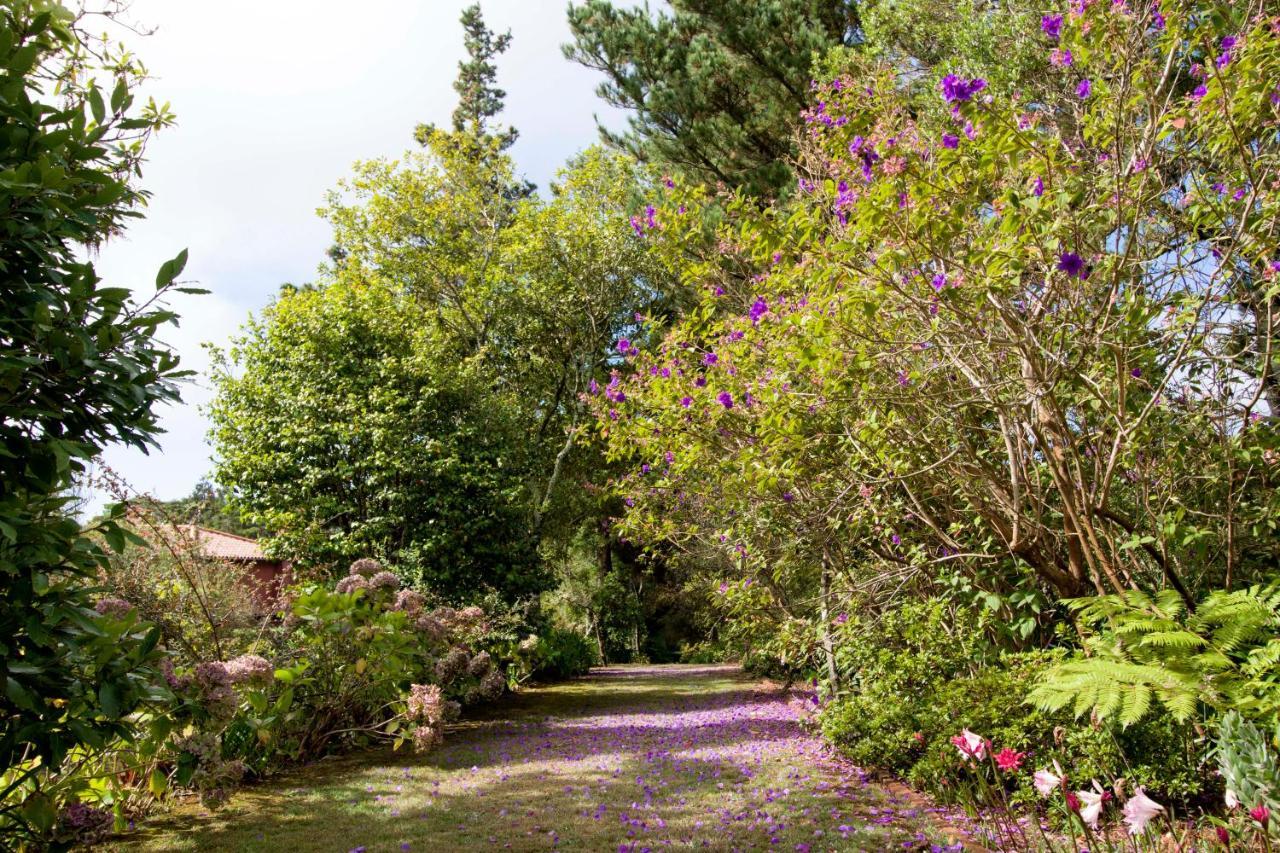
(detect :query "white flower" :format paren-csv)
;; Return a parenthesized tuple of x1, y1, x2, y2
(1077, 781, 1108, 829)
(1033, 768, 1062, 798)
(1122, 787, 1165, 835)
(1226, 788, 1240, 809)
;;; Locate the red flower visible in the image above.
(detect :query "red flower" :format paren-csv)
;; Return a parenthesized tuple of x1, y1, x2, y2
(1215, 825, 1230, 847)
(994, 747, 1025, 772)
(1251, 804, 1271, 826)
(1065, 791, 1082, 812)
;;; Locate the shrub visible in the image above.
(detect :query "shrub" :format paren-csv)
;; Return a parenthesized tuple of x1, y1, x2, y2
(530, 628, 597, 680)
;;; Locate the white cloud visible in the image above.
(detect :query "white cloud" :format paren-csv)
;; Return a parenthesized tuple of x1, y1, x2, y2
(82, 0, 628, 514)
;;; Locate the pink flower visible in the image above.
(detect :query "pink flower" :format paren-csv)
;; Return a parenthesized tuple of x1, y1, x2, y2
(950, 729, 987, 761)
(994, 747, 1025, 772)
(1251, 804, 1271, 826)
(1033, 766, 1062, 797)
(1122, 787, 1165, 835)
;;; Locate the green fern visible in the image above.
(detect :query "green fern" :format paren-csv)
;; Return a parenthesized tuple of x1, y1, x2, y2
(1028, 583, 1280, 727)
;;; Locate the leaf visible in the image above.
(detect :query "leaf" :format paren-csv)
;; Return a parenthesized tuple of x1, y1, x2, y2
(98, 682, 122, 718)
(148, 768, 168, 797)
(155, 248, 189, 288)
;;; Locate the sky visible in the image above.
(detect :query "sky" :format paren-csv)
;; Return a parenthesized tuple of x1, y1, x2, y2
(86, 0, 629, 513)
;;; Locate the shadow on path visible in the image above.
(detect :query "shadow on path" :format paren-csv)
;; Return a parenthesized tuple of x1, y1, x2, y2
(115, 664, 974, 852)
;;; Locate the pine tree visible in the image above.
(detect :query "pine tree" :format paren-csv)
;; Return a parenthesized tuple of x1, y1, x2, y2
(564, 0, 860, 197)
(416, 3, 517, 151)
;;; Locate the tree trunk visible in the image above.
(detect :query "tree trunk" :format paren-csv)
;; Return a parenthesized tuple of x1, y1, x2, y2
(819, 546, 840, 690)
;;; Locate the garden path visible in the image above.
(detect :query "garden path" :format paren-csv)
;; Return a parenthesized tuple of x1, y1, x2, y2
(115, 664, 973, 852)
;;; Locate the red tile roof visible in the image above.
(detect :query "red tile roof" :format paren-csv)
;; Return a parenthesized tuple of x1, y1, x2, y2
(175, 525, 272, 562)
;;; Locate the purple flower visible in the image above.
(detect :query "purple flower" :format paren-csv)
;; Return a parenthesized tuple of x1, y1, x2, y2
(703, 352, 718, 366)
(717, 391, 734, 409)
(694, 376, 707, 388)
(645, 205, 658, 229)
(942, 133, 959, 149)
(1033, 176, 1044, 196)
(589, 378, 599, 395)
(963, 120, 977, 140)
(1130, 367, 1142, 378)
(749, 298, 769, 324)
(1050, 48, 1073, 67)
(1041, 13, 1063, 39)
(616, 338, 631, 354)
(941, 74, 987, 103)
(781, 492, 794, 503)
(1077, 78, 1092, 99)
(931, 273, 947, 292)
(1191, 83, 1208, 100)
(680, 396, 692, 408)
(1057, 251, 1088, 279)
(630, 216, 643, 237)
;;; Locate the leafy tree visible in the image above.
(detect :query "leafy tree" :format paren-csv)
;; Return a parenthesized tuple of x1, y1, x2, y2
(208, 275, 545, 599)
(0, 0, 183, 839)
(565, 0, 860, 197)
(596, 0, 1280, 678)
(149, 481, 261, 538)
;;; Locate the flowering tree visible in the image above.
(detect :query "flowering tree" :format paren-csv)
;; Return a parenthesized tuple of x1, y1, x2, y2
(597, 0, 1280, 670)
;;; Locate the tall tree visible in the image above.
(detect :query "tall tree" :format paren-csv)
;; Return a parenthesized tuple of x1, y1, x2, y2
(564, 0, 860, 197)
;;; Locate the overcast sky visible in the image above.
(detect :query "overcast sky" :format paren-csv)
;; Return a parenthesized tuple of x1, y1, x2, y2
(87, 0, 627, 512)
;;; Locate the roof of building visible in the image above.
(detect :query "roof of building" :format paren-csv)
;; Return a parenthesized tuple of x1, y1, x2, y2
(175, 525, 274, 562)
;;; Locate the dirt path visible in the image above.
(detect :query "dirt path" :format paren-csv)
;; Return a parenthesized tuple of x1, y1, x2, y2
(115, 664, 972, 851)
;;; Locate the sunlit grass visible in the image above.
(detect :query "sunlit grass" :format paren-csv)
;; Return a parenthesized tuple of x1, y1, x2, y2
(109, 665, 962, 851)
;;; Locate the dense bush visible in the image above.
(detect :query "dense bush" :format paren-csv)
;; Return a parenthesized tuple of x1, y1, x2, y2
(820, 600, 1208, 808)
(527, 627, 597, 680)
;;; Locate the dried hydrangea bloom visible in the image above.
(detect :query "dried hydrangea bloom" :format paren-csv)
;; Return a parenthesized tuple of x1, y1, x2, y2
(94, 597, 134, 618)
(441, 699, 462, 723)
(432, 606, 459, 629)
(478, 669, 505, 702)
(369, 571, 400, 591)
(334, 574, 370, 594)
(393, 589, 425, 614)
(406, 683, 444, 724)
(518, 634, 540, 653)
(467, 651, 492, 677)
(415, 613, 447, 641)
(160, 657, 190, 691)
(224, 654, 273, 687)
(348, 557, 383, 577)
(193, 662, 237, 716)
(412, 723, 442, 753)
(58, 801, 114, 845)
(434, 647, 470, 683)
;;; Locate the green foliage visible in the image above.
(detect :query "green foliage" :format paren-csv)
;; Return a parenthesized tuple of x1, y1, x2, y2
(529, 627, 597, 680)
(1030, 585, 1280, 727)
(1215, 711, 1280, 834)
(0, 1, 182, 843)
(565, 0, 859, 196)
(821, 600, 1207, 806)
(209, 277, 544, 599)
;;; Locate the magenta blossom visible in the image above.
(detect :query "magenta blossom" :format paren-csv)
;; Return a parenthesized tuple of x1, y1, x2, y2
(950, 729, 987, 761)
(940, 74, 987, 103)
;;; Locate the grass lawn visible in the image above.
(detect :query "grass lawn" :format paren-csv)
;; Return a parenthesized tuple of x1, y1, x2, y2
(108, 664, 972, 851)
